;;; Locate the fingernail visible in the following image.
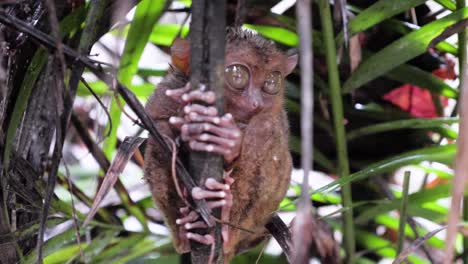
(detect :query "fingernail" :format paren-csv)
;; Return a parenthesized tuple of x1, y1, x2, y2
(224, 185, 230, 190)
(176, 219, 182, 224)
(225, 113, 232, 119)
(165, 90, 172, 96)
(200, 134, 209, 140)
(182, 94, 189, 101)
(184, 106, 191, 113)
(186, 233, 193, 239)
(206, 145, 214, 152)
(185, 223, 191, 229)
(213, 117, 220, 124)
(169, 117, 176, 123)
(219, 192, 226, 198)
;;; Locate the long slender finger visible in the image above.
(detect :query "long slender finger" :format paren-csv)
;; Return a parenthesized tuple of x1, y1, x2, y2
(182, 123, 238, 139)
(184, 221, 208, 230)
(169, 116, 185, 130)
(191, 187, 226, 200)
(176, 211, 199, 225)
(179, 207, 189, 214)
(205, 178, 229, 191)
(186, 112, 221, 124)
(183, 104, 218, 117)
(189, 141, 231, 156)
(182, 90, 216, 104)
(216, 113, 238, 129)
(165, 83, 191, 103)
(186, 233, 214, 245)
(197, 133, 236, 149)
(207, 200, 227, 209)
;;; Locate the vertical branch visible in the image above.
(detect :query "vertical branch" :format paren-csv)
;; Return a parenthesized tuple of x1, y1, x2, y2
(292, 0, 314, 262)
(189, 1, 226, 263)
(36, 1, 67, 262)
(445, 0, 468, 262)
(396, 171, 410, 255)
(318, 0, 355, 263)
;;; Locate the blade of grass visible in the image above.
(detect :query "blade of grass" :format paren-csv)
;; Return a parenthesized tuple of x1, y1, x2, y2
(343, 7, 468, 93)
(312, 144, 456, 195)
(397, 171, 411, 254)
(102, 0, 166, 229)
(347, 117, 459, 141)
(356, 184, 451, 224)
(318, 0, 355, 262)
(342, 0, 427, 41)
(435, 0, 457, 11)
(385, 63, 459, 99)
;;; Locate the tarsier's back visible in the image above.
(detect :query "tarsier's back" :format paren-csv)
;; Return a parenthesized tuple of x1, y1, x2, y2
(144, 27, 297, 262)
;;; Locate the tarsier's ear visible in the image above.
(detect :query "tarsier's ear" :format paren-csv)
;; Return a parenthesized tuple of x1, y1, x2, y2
(171, 38, 190, 75)
(285, 53, 298, 75)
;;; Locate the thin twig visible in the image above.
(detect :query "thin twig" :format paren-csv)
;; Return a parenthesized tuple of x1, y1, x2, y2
(37, 1, 67, 261)
(445, 0, 468, 261)
(292, 0, 314, 263)
(79, 77, 113, 139)
(318, 0, 355, 262)
(63, 162, 84, 260)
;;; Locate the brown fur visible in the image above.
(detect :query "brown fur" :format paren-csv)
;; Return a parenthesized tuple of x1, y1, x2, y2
(144, 28, 293, 261)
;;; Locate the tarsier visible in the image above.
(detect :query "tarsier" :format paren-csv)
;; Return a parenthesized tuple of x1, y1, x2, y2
(144, 28, 297, 261)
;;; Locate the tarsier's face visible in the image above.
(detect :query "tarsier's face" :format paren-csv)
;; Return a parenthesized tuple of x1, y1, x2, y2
(224, 47, 297, 124)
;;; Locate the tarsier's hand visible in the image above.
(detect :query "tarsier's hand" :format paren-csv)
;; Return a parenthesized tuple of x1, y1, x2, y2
(165, 83, 242, 166)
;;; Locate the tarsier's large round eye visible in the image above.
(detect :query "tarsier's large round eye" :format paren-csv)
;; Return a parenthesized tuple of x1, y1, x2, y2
(225, 64, 249, 90)
(263, 71, 283, 95)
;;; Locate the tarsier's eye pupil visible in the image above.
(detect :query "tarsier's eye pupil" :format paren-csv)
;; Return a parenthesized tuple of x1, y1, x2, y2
(263, 71, 283, 95)
(226, 64, 249, 90)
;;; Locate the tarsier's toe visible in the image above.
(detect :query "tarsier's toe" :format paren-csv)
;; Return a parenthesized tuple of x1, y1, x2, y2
(176, 210, 199, 225)
(205, 178, 230, 191)
(187, 233, 215, 245)
(184, 221, 208, 230)
(191, 186, 226, 200)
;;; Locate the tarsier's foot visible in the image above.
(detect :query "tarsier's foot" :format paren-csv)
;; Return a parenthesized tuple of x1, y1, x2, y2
(176, 173, 234, 246)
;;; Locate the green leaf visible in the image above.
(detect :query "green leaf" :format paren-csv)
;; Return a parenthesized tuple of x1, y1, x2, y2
(89, 234, 147, 263)
(243, 24, 298, 47)
(312, 144, 456, 195)
(435, 0, 457, 10)
(104, 0, 166, 158)
(77, 81, 155, 97)
(149, 24, 189, 46)
(343, 8, 468, 93)
(375, 215, 445, 249)
(44, 244, 88, 264)
(385, 63, 459, 98)
(347, 118, 459, 141)
(102, 0, 165, 229)
(24, 228, 86, 264)
(382, 20, 458, 55)
(347, 0, 427, 36)
(355, 184, 451, 224)
(356, 230, 429, 263)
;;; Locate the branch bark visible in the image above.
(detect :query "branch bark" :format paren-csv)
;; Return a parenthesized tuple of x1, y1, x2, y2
(189, 1, 226, 263)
